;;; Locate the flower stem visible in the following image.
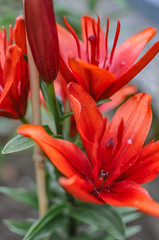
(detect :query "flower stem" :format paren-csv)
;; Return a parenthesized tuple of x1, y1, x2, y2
(66, 193, 76, 237)
(45, 82, 62, 135)
(25, 34, 48, 217)
(20, 116, 29, 124)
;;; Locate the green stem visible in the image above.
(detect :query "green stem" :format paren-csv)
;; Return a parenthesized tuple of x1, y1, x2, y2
(20, 116, 29, 124)
(66, 193, 76, 237)
(45, 82, 62, 135)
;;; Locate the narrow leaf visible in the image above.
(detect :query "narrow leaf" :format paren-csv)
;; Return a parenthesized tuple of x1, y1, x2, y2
(126, 225, 142, 238)
(70, 203, 125, 240)
(2, 134, 35, 154)
(60, 110, 73, 122)
(123, 212, 142, 223)
(96, 98, 111, 106)
(2, 125, 61, 154)
(4, 219, 33, 236)
(4, 216, 67, 239)
(23, 202, 69, 240)
(0, 187, 38, 208)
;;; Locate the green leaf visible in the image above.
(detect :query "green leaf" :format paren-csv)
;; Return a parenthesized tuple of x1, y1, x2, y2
(4, 216, 68, 239)
(4, 219, 33, 236)
(0, 187, 38, 209)
(2, 134, 35, 154)
(123, 212, 142, 223)
(56, 94, 64, 116)
(126, 225, 142, 238)
(60, 110, 73, 123)
(40, 78, 49, 109)
(70, 203, 125, 240)
(114, 206, 136, 215)
(23, 202, 69, 240)
(23, 54, 28, 63)
(2, 125, 61, 154)
(96, 98, 111, 106)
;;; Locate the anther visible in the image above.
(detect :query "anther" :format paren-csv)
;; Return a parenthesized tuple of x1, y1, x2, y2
(105, 137, 115, 148)
(99, 169, 109, 180)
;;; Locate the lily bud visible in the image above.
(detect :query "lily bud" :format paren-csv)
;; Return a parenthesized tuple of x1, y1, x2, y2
(24, 0, 59, 83)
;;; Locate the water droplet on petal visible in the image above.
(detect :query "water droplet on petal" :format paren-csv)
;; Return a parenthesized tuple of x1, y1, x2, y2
(120, 61, 126, 67)
(127, 139, 132, 145)
(82, 104, 86, 108)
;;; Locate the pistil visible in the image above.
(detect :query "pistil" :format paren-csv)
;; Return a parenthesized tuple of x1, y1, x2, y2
(88, 35, 97, 65)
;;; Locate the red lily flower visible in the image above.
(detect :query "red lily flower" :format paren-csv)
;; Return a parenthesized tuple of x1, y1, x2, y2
(58, 16, 159, 100)
(54, 73, 137, 137)
(24, 0, 59, 83)
(0, 16, 29, 119)
(18, 83, 159, 217)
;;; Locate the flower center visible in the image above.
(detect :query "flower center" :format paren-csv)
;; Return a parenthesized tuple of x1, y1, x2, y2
(64, 16, 121, 71)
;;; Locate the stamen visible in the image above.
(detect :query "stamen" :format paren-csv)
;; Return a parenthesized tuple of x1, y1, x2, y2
(106, 20, 120, 70)
(91, 187, 99, 196)
(92, 19, 97, 43)
(92, 19, 98, 65)
(84, 18, 89, 63)
(103, 17, 109, 69)
(64, 16, 81, 58)
(99, 169, 109, 180)
(97, 15, 100, 61)
(88, 35, 97, 65)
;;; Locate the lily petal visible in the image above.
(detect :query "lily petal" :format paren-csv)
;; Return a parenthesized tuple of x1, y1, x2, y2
(59, 175, 103, 204)
(101, 181, 159, 217)
(106, 41, 159, 98)
(57, 24, 86, 63)
(59, 55, 75, 83)
(0, 45, 22, 104)
(119, 141, 159, 184)
(101, 93, 152, 181)
(68, 56, 116, 100)
(98, 85, 137, 113)
(18, 124, 93, 179)
(67, 82, 106, 173)
(14, 15, 27, 55)
(109, 27, 156, 78)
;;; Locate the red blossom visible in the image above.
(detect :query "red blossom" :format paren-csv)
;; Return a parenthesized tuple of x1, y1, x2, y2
(58, 16, 159, 100)
(18, 83, 159, 217)
(0, 16, 29, 119)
